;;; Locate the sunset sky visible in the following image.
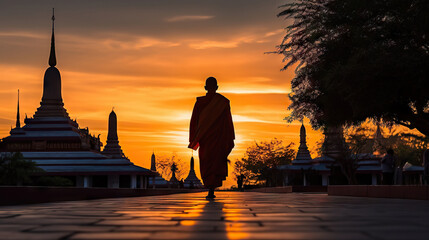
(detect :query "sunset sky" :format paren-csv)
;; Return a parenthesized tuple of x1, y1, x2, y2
(0, 0, 323, 187)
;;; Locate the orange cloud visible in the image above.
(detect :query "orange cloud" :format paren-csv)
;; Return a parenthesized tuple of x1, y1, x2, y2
(165, 15, 214, 22)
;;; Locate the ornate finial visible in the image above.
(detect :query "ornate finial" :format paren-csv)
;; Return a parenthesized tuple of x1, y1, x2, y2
(190, 154, 194, 170)
(16, 89, 20, 128)
(300, 122, 306, 144)
(49, 8, 57, 67)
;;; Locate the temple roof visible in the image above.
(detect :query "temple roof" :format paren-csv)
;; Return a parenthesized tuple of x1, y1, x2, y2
(19, 151, 155, 176)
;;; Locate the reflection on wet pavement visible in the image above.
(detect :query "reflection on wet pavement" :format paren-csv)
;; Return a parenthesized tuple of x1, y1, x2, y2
(1, 191, 429, 239)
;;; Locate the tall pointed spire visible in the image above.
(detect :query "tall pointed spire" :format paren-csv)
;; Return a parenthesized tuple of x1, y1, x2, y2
(16, 89, 20, 128)
(292, 123, 312, 165)
(107, 110, 118, 141)
(102, 109, 125, 159)
(151, 152, 157, 171)
(34, 8, 68, 118)
(190, 156, 194, 171)
(183, 155, 202, 188)
(322, 125, 346, 158)
(49, 8, 56, 67)
(300, 122, 306, 145)
(373, 123, 384, 155)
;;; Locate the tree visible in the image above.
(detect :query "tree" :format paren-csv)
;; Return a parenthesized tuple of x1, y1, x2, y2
(377, 130, 429, 166)
(338, 126, 375, 185)
(0, 152, 43, 185)
(155, 154, 188, 181)
(36, 176, 74, 187)
(326, 125, 429, 184)
(233, 139, 295, 186)
(277, 0, 429, 135)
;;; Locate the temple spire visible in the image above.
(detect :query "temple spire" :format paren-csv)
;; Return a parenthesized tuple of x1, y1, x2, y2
(107, 109, 118, 141)
(300, 123, 306, 145)
(151, 152, 157, 171)
(34, 7, 67, 118)
(373, 123, 384, 155)
(183, 155, 202, 188)
(190, 156, 194, 171)
(49, 8, 56, 67)
(102, 109, 125, 159)
(16, 89, 20, 128)
(292, 123, 312, 165)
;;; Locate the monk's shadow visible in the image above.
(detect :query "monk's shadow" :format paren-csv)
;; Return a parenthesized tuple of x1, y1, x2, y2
(188, 199, 228, 239)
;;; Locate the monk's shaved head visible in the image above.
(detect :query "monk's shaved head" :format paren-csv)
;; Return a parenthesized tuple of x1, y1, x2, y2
(205, 77, 218, 92)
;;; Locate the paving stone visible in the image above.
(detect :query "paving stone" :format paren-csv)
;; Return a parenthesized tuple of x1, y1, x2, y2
(69, 232, 151, 239)
(114, 225, 215, 232)
(98, 219, 179, 226)
(365, 230, 429, 240)
(0, 231, 70, 240)
(180, 220, 260, 228)
(0, 224, 38, 231)
(0, 192, 429, 239)
(29, 225, 116, 233)
(148, 231, 371, 240)
(0, 217, 100, 225)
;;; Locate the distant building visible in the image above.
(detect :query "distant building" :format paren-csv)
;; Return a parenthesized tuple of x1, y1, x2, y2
(280, 124, 389, 186)
(169, 163, 179, 184)
(147, 152, 169, 188)
(0, 11, 155, 188)
(183, 156, 203, 188)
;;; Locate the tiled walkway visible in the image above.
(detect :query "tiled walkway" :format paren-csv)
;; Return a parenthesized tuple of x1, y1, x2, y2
(1, 191, 429, 239)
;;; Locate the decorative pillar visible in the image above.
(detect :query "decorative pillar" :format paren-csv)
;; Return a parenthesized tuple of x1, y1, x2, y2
(139, 176, 144, 189)
(284, 174, 289, 186)
(131, 175, 137, 189)
(371, 173, 377, 185)
(322, 174, 329, 186)
(83, 176, 91, 188)
(108, 175, 119, 188)
(303, 173, 307, 186)
(76, 176, 84, 187)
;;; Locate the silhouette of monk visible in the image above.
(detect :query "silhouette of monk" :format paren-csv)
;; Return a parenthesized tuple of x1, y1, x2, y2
(189, 77, 235, 199)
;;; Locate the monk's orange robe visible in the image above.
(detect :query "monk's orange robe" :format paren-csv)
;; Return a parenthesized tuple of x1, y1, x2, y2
(188, 93, 235, 188)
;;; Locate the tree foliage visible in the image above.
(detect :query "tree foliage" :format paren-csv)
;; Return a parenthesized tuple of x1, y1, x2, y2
(346, 126, 429, 166)
(392, 134, 429, 166)
(155, 154, 188, 181)
(36, 176, 74, 187)
(329, 126, 429, 184)
(0, 152, 43, 185)
(277, 0, 429, 135)
(233, 139, 295, 186)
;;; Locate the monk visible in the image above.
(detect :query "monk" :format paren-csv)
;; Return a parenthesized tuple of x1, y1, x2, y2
(188, 77, 235, 199)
